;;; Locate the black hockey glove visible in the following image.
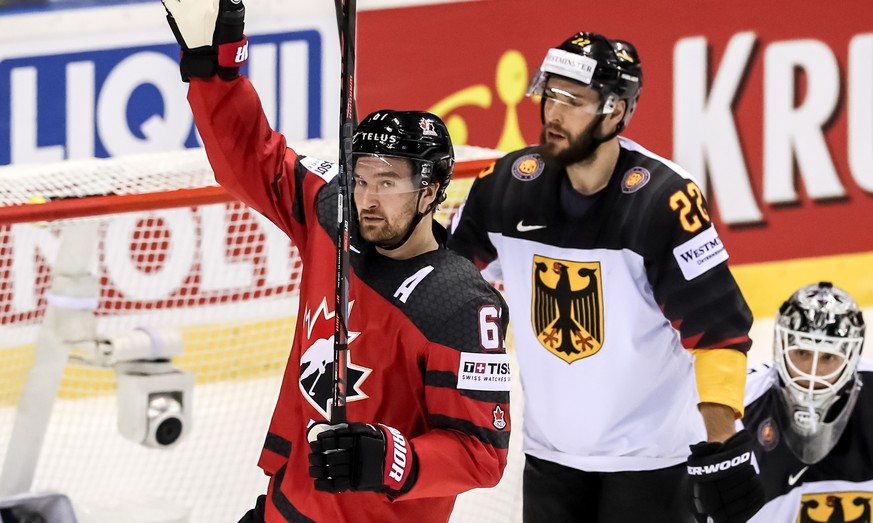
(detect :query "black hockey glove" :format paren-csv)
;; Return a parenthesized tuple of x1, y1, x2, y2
(0, 507, 46, 523)
(161, 0, 248, 81)
(687, 430, 765, 523)
(308, 422, 418, 496)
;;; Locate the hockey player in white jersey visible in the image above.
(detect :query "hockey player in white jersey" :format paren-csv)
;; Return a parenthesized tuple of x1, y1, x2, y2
(449, 31, 765, 522)
(743, 282, 870, 523)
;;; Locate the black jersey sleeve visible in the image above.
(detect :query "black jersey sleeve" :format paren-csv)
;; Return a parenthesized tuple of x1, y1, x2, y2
(642, 177, 753, 352)
(448, 162, 500, 269)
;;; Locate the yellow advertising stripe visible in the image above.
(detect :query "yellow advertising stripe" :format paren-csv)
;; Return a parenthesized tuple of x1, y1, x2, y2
(732, 250, 873, 319)
(3, 251, 870, 408)
(0, 316, 295, 406)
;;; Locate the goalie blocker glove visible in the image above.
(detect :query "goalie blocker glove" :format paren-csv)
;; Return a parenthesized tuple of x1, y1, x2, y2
(162, 0, 248, 81)
(687, 429, 765, 523)
(308, 422, 418, 496)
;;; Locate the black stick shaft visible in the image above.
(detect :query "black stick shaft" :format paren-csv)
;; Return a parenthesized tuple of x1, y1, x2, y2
(331, 0, 356, 425)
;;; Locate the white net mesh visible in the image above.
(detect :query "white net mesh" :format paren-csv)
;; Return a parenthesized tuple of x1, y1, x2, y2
(0, 141, 501, 206)
(0, 143, 523, 523)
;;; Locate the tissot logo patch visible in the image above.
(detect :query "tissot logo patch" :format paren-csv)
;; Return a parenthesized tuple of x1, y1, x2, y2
(797, 492, 873, 522)
(511, 154, 544, 181)
(457, 353, 511, 391)
(532, 256, 604, 363)
(672, 226, 728, 280)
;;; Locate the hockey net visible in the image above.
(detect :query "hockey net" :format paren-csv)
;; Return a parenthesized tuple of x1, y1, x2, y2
(0, 143, 523, 523)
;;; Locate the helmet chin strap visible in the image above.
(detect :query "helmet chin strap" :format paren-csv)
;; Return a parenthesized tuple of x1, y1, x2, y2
(597, 117, 626, 143)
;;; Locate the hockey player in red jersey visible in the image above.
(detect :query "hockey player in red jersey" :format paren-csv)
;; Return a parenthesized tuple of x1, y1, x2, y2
(161, 1, 511, 522)
(743, 282, 870, 523)
(449, 32, 763, 522)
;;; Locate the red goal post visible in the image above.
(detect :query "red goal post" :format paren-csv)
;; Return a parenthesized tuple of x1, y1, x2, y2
(0, 142, 498, 225)
(0, 142, 523, 523)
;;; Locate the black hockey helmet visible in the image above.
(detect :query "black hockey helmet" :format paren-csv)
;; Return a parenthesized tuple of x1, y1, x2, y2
(528, 32, 643, 133)
(353, 110, 455, 205)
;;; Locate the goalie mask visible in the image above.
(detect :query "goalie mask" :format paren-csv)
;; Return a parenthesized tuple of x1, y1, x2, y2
(352, 110, 454, 250)
(527, 32, 642, 135)
(774, 281, 866, 464)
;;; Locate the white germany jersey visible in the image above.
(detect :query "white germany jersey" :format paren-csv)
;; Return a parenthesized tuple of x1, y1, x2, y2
(450, 137, 753, 472)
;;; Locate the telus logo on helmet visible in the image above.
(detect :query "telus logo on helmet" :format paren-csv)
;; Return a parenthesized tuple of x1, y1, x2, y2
(356, 133, 400, 146)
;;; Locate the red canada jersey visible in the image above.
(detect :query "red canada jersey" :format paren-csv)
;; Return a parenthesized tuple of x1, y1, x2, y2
(187, 76, 511, 523)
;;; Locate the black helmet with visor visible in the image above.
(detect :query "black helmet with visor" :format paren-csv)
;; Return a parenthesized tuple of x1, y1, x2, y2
(352, 110, 454, 250)
(353, 110, 454, 206)
(527, 32, 643, 135)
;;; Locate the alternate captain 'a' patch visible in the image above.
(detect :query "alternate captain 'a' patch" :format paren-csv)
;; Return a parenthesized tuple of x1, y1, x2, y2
(511, 154, 545, 181)
(531, 255, 604, 363)
(797, 492, 873, 523)
(621, 166, 651, 193)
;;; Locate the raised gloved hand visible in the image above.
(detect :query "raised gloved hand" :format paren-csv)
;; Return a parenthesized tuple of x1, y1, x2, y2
(308, 422, 418, 495)
(687, 429, 765, 523)
(161, 0, 248, 81)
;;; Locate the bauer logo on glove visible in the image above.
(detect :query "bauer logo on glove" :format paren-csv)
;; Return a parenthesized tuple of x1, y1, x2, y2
(307, 422, 418, 497)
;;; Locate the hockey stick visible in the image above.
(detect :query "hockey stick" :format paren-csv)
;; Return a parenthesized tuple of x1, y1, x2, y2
(330, 0, 356, 426)
(333, 0, 358, 125)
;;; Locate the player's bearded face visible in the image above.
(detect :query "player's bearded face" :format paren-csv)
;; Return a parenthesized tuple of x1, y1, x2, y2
(538, 79, 605, 167)
(353, 156, 421, 245)
(539, 117, 601, 167)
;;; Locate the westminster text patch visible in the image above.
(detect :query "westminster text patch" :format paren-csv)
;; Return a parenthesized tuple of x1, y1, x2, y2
(673, 226, 729, 280)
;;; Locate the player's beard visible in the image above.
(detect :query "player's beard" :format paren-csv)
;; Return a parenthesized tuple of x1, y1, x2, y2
(539, 116, 603, 168)
(357, 196, 419, 247)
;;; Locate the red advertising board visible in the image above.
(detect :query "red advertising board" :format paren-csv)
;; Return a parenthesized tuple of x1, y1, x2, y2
(357, 0, 873, 271)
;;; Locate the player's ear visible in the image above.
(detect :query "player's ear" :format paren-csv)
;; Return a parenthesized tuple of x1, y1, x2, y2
(419, 184, 438, 213)
(604, 99, 627, 135)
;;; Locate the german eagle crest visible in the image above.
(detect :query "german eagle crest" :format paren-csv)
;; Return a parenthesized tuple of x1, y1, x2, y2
(532, 256, 604, 363)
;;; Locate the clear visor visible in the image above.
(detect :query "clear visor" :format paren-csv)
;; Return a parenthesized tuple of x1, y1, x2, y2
(352, 154, 432, 196)
(775, 324, 863, 400)
(526, 48, 617, 116)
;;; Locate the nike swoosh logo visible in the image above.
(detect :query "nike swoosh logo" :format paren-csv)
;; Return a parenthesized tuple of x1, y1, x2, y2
(788, 466, 809, 486)
(517, 220, 547, 232)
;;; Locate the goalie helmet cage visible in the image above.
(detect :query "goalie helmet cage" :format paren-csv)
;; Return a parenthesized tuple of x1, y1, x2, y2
(0, 143, 523, 523)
